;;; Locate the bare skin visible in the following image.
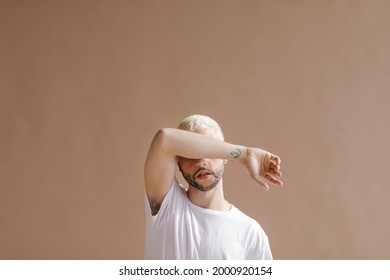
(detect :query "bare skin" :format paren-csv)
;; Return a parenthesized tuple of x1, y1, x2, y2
(144, 127, 282, 215)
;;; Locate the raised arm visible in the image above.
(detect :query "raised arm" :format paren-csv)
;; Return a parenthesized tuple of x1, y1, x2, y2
(144, 128, 282, 214)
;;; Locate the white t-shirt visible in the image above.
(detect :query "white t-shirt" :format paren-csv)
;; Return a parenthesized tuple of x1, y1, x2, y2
(144, 178, 273, 260)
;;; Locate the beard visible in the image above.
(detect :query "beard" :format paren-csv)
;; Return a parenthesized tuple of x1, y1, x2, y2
(179, 165, 224, 192)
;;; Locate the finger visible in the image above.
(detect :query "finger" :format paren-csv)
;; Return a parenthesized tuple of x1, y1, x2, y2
(252, 175, 270, 191)
(265, 173, 283, 186)
(268, 164, 282, 178)
(270, 170, 282, 177)
(271, 154, 282, 165)
(259, 180, 270, 191)
(269, 161, 280, 172)
(263, 153, 272, 167)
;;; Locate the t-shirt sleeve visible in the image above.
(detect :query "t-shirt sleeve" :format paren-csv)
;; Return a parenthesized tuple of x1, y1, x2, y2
(257, 233, 273, 260)
(245, 223, 273, 260)
(144, 178, 186, 228)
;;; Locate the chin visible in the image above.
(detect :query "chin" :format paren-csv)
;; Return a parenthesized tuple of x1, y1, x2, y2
(192, 183, 218, 192)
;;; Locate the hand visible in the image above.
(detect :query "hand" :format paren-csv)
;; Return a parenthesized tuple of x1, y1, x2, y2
(244, 147, 283, 191)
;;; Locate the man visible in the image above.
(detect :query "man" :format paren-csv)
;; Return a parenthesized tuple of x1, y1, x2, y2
(144, 115, 283, 259)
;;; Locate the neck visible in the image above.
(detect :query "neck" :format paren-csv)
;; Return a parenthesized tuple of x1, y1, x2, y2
(187, 180, 231, 212)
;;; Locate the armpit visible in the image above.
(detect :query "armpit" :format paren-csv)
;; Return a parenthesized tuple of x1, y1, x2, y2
(149, 199, 162, 216)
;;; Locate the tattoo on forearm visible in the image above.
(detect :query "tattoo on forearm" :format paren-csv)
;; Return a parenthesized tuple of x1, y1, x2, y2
(230, 148, 242, 158)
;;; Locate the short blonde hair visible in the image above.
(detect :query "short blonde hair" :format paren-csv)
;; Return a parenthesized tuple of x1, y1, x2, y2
(177, 114, 224, 141)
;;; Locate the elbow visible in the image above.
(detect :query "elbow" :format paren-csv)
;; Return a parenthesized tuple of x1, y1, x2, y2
(152, 128, 173, 151)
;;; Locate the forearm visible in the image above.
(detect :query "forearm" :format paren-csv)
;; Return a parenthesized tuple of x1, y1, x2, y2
(156, 128, 247, 163)
(146, 128, 282, 196)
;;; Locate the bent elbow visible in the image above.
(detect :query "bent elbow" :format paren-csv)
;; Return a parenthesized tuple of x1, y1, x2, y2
(152, 128, 173, 151)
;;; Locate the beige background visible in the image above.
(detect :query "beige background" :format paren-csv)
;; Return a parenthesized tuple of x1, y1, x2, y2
(1, 0, 389, 259)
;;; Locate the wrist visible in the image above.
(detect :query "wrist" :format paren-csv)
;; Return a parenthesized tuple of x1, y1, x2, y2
(230, 146, 248, 164)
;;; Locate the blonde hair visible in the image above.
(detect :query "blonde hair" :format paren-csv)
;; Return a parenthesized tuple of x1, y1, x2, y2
(177, 114, 224, 141)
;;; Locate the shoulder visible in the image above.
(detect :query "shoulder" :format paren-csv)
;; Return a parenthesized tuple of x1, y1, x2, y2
(230, 206, 266, 234)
